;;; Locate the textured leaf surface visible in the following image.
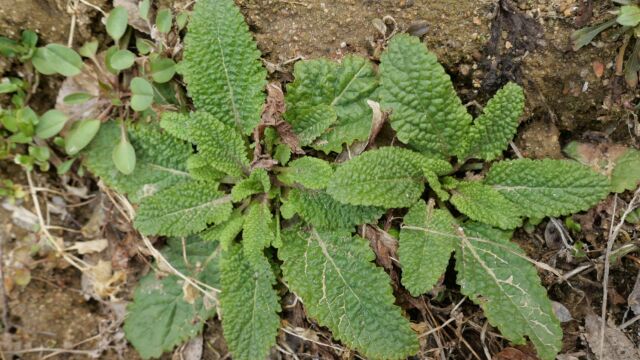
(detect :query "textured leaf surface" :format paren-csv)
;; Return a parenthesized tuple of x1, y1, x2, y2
(220, 244, 280, 360)
(450, 181, 523, 230)
(327, 147, 425, 208)
(277, 157, 333, 190)
(161, 112, 249, 178)
(231, 168, 270, 201)
(134, 180, 232, 236)
(456, 223, 562, 360)
(124, 236, 219, 359)
(187, 154, 226, 182)
(181, 0, 265, 134)
(285, 56, 377, 153)
(288, 105, 336, 146)
(279, 228, 419, 359)
(202, 211, 244, 251)
(84, 122, 191, 203)
(485, 159, 610, 218)
(467, 82, 524, 161)
(242, 202, 274, 265)
(399, 200, 457, 296)
(281, 188, 384, 230)
(379, 34, 471, 158)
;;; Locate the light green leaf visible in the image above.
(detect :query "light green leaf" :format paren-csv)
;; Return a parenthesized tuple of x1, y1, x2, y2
(155, 8, 173, 33)
(63, 92, 94, 105)
(109, 49, 135, 71)
(327, 147, 425, 208)
(220, 244, 280, 360)
(124, 236, 219, 359)
(150, 57, 177, 83)
(106, 6, 129, 41)
(485, 159, 610, 218)
(78, 40, 98, 58)
(456, 222, 562, 360)
(32, 48, 56, 75)
(242, 202, 274, 265)
(36, 110, 67, 139)
(112, 136, 136, 175)
(279, 228, 419, 359)
(399, 200, 458, 296)
(273, 143, 291, 165)
(284, 56, 377, 153)
(161, 111, 249, 178)
(84, 122, 192, 203)
(467, 82, 524, 161)
(282, 188, 384, 230)
(130, 77, 154, 111)
(450, 180, 523, 230)
(181, 0, 266, 135)
(134, 180, 233, 236)
(139, 0, 151, 20)
(231, 168, 270, 202)
(379, 34, 472, 159)
(611, 149, 640, 193)
(617, 5, 640, 26)
(45, 44, 84, 77)
(277, 157, 333, 190)
(65, 119, 101, 155)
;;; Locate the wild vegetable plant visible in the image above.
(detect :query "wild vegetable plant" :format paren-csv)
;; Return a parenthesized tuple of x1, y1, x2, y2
(84, 0, 613, 359)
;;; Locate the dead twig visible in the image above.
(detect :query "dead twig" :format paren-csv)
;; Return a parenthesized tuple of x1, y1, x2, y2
(599, 187, 640, 358)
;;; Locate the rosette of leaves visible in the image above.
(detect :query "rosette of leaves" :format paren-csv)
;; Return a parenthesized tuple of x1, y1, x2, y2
(84, 1, 613, 359)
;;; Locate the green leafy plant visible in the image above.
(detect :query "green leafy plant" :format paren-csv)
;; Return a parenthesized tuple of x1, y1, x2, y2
(0, 1, 188, 187)
(84, 0, 614, 359)
(571, 1, 640, 86)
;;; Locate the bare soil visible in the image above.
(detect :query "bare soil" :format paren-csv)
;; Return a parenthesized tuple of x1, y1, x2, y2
(1, 0, 639, 359)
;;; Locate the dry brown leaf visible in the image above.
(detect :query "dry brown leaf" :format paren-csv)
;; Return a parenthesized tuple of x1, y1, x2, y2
(494, 347, 540, 360)
(69, 239, 109, 254)
(627, 272, 640, 315)
(584, 314, 640, 360)
(182, 282, 199, 305)
(114, 0, 151, 33)
(56, 55, 113, 121)
(362, 225, 397, 270)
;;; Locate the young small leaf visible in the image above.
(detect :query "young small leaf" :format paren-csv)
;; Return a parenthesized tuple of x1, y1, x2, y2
(617, 5, 640, 26)
(277, 157, 333, 190)
(134, 180, 232, 236)
(220, 244, 280, 360)
(327, 147, 425, 208)
(138, 0, 151, 20)
(155, 8, 173, 33)
(78, 40, 98, 58)
(242, 202, 274, 265)
(150, 57, 177, 83)
(399, 200, 458, 296)
(467, 82, 524, 161)
(380, 34, 472, 159)
(109, 49, 135, 70)
(112, 136, 137, 175)
(63, 92, 94, 105)
(106, 6, 129, 41)
(231, 168, 270, 202)
(449, 181, 523, 230)
(130, 77, 154, 111)
(611, 149, 640, 193)
(45, 44, 84, 76)
(279, 228, 419, 359)
(65, 119, 101, 155)
(485, 159, 610, 218)
(36, 110, 67, 139)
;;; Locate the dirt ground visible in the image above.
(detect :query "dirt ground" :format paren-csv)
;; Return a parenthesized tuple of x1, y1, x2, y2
(1, 0, 640, 359)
